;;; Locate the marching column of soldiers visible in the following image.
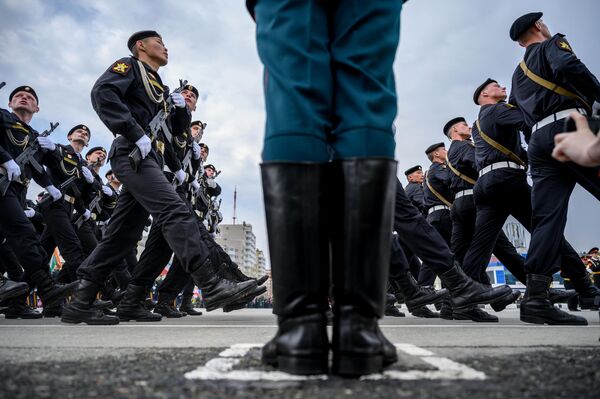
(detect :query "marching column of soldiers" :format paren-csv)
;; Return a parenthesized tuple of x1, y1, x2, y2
(0, 10, 598, 376)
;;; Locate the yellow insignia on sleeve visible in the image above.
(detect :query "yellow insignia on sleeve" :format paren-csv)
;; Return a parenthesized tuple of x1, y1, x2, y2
(556, 39, 573, 53)
(111, 62, 131, 75)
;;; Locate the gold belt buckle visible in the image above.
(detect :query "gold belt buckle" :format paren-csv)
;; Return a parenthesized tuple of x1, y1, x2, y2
(156, 140, 165, 155)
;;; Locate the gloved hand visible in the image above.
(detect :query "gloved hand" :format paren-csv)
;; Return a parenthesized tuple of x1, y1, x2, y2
(135, 135, 152, 159)
(192, 142, 201, 160)
(101, 186, 113, 196)
(1, 159, 21, 181)
(24, 208, 36, 218)
(170, 92, 186, 108)
(190, 179, 200, 193)
(206, 178, 216, 188)
(83, 209, 92, 221)
(37, 136, 56, 152)
(174, 169, 186, 186)
(81, 167, 94, 184)
(44, 185, 62, 202)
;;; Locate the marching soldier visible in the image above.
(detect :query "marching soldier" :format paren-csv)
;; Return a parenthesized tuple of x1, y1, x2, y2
(0, 85, 75, 315)
(404, 165, 426, 214)
(61, 30, 257, 325)
(508, 12, 600, 324)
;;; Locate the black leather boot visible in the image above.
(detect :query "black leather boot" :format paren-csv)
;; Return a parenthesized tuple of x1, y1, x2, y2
(222, 284, 267, 313)
(520, 274, 587, 325)
(189, 258, 257, 312)
(490, 289, 521, 312)
(439, 298, 454, 320)
(438, 264, 512, 309)
(30, 270, 77, 308)
(384, 293, 405, 317)
(390, 270, 448, 312)
(453, 306, 498, 322)
(179, 294, 203, 316)
(117, 284, 162, 322)
(570, 275, 600, 310)
(411, 306, 440, 318)
(548, 288, 577, 304)
(329, 159, 398, 377)
(61, 280, 119, 325)
(154, 292, 186, 318)
(4, 295, 42, 319)
(0, 276, 28, 302)
(260, 163, 330, 375)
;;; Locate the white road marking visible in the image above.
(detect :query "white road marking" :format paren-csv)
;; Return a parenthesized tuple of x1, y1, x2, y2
(184, 342, 486, 382)
(0, 324, 594, 328)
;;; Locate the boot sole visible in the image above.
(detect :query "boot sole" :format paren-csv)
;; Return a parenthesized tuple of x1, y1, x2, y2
(0, 284, 29, 302)
(223, 286, 269, 313)
(5, 313, 43, 319)
(453, 313, 498, 322)
(520, 314, 588, 325)
(491, 291, 521, 312)
(117, 316, 162, 322)
(61, 315, 120, 325)
(204, 282, 259, 312)
(332, 354, 384, 377)
(406, 291, 448, 312)
(277, 355, 328, 375)
(453, 286, 512, 310)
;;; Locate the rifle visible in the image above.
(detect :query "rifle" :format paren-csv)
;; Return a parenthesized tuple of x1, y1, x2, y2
(38, 174, 78, 207)
(0, 122, 59, 196)
(72, 160, 104, 228)
(172, 146, 194, 188)
(129, 79, 188, 171)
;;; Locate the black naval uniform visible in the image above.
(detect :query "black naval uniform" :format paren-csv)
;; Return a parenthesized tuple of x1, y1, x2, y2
(40, 143, 92, 282)
(447, 138, 526, 284)
(510, 33, 600, 278)
(76, 56, 212, 285)
(419, 162, 453, 285)
(461, 103, 586, 284)
(405, 181, 426, 215)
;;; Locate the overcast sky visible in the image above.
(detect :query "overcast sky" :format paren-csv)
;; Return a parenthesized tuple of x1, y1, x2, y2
(1, 0, 598, 267)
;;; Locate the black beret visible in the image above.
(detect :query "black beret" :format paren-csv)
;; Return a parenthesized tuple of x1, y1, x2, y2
(425, 142, 445, 155)
(473, 78, 497, 105)
(404, 165, 422, 176)
(199, 143, 209, 150)
(85, 146, 107, 158)
(443, 117, 466, 136)
(9, 85, 39, 104)
(191, 120, 206, 128)
(127, 30, 161, 51)
(509, 12, 543, 41)
(204, 164, 216, 172)
(105, 169, 114, 178)
(183, 84, 199, 99)
(68, 124, 91, 138)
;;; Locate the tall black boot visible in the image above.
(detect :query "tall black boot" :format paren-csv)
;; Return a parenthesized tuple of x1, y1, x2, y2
(549, 288, 577, 304)
(330, 159, 398, 377)
(389, 269, 448, 312)
(179, 294, 203, 316)
(520, 274, 587, 325)
(438, 263, 513, 310)
(30, 269, 77, 308)
(570, 275, 600, 310)
(260, 163, 330, 375)
(0, 276, 28, 302)
(61, 280, 120, 325)
(117, 284, 162, 322)
(4, 294, 42, 319)
(154, 292, 186, 318)
(384, 292, 405, 317)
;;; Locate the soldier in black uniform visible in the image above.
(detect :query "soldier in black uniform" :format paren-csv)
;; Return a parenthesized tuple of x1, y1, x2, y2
(508, 12, 600, 325)
(418, 143, 453, 286)
(0, 85, 75, 315)
(404, 165, 426, 215)
(468, 76, 592, 325)
(39, 124, 96, 286)
(61, 31, 257, 325)
(445, 117, 526, 321)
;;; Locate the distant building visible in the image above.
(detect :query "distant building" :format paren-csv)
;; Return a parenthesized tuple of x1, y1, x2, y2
(216, 222, 259, 278)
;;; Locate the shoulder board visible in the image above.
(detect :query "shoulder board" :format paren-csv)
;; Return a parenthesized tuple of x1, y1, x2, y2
(110, 60, 132, 76)
(504, 103, 516, 108)
(11, 123, 30, 133)
(63, 156, 78, 166)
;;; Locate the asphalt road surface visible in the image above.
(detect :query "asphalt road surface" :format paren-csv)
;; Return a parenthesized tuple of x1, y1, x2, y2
(1, 307, 598, 399)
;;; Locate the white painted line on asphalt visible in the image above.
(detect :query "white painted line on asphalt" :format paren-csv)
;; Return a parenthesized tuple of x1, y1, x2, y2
(0, 324, 595, 328)
(184, 342, 486, 382)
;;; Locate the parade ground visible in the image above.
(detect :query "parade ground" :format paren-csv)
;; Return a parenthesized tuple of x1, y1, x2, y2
(1, 307, 598, 399)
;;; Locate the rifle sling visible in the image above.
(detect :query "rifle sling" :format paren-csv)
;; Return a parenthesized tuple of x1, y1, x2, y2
(425, 170, 452, 207)
(475, 119, 528, 171)
(445, 155, 476, 185)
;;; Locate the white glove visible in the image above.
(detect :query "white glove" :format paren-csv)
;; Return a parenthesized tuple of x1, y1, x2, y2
(83, 209, 91, 221)
(190, 179, 200, 193)
(170, 92, 186, 108)
(37, 136, 56, 152)
(206, 178, 216, 188)
(24, 208, 36, 218)
(1, 159, 21, 181)
(101, 186, 113, 196)
(135, 135, 152, 159)
(44, 185, 62, 202)
(174, 169, 186, 186)
(192, 142, 201, 160)
(81, 167, 94, 184)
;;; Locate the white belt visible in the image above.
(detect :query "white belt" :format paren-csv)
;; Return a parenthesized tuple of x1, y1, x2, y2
(532, 108, 586, 133)
(479, 161, 525, 178)
(455, 189, 473, 199)
(428, 205, 450, 215)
